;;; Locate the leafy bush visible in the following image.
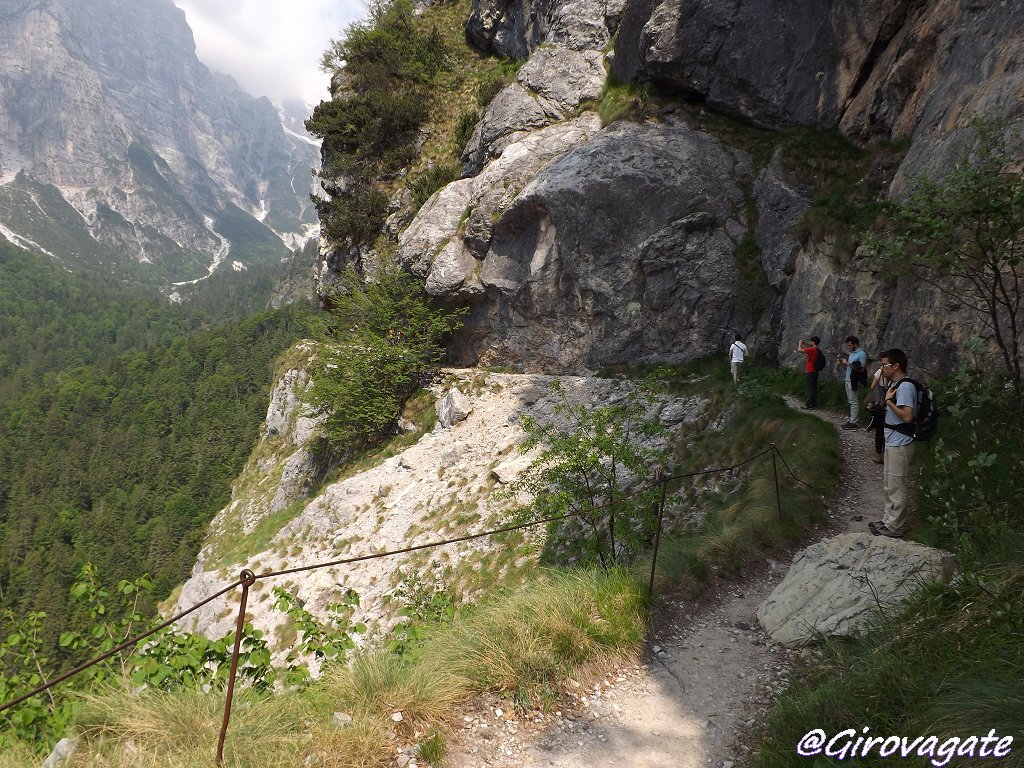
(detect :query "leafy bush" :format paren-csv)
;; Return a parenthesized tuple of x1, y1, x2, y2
(307, 0, 450, 247)
(504, 382, 670, 569)
(304, 266, 465, 451)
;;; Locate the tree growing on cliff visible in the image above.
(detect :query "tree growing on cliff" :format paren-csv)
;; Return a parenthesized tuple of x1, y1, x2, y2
(871, 117, 1024, 408)
(504, 382, 668, 569)
(304, 266, 464, 451)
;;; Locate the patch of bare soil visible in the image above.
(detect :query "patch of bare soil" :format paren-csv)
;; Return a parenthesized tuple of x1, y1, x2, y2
(442, 399, 887, 768)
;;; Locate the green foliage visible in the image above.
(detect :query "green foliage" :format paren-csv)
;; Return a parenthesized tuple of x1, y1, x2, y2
(320, 0, 448, 85)
(272, 587, 365, 685)
(307, 0, 450, 246)
(916, 366, 1024, 564)
(131, 625, 274, 694)
(453, 109, 480, 154)
(597, 78, 654, 126)
(304, 266, 465, 451)
(505, 382, 669, 569)
(0, 244, 314, 666)
(312, 185, 390, 245)
(408, 161, 462, 210)
(386, 573, 456, 660)
(869, 116, 1024, 407)
(2, 566, 371, 752)
(417, 730, 446, 766)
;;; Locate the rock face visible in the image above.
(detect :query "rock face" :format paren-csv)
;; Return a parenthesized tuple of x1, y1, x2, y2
(611, 0, 1024, 183)
(0, 0, 320, 285)
(176, 369, 706, 656)
(457, 119, 750, 371)
(315, 0, 1024, 378)
(466, 0, 624, 58)
(756, 533, 957, 647)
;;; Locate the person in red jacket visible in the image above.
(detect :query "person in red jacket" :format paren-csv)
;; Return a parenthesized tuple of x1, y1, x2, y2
(797, 336, 821, 409)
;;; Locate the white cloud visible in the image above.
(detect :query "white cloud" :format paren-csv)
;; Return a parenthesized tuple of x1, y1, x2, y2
(174, 0, 366, 106)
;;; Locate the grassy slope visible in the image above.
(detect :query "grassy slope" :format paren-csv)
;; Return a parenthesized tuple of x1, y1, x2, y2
(12, 356, 842, 767)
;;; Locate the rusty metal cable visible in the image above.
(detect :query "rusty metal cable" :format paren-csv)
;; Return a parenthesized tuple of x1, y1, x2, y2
(1, 441, 805, 718)
(0, 578, 245, 715)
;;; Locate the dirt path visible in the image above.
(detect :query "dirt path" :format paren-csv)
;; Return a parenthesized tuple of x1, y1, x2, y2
(444, 401, 887, 768)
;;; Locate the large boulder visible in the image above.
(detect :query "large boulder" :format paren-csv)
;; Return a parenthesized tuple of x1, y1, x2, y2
(398, 114, 602, 299)
(452, 118, 752, 371)
(757, 533, 957, 647)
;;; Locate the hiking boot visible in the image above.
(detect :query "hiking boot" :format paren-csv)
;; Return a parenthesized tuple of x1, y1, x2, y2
(871, 454, 884, 464)
(869, 521, 904, 538)
(841, 422, 860, 430)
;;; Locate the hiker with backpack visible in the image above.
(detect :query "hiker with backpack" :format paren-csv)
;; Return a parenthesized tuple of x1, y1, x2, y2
(797, 336, 824, 409)
(836, 335, 868, 429)
(870, 348, 916, 539)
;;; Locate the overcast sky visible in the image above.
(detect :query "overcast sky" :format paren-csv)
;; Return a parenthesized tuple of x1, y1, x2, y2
(174, 0, 366, 106)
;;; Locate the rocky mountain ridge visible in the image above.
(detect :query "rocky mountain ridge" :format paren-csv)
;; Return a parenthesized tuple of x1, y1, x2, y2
(0, 0, 320, 288)
(318, 0, 1023, 377)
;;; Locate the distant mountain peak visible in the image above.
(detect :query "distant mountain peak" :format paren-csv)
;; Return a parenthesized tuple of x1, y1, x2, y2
(0, 0, 320, 288)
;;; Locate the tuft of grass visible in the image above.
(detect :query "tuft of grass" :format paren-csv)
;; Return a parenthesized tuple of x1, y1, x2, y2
(68, 686, 313, 768)
(0, 740, 38, 768)
(417, 568, 646, 710)
(597, 78, 654, 126)
(418, 730, 446, 766)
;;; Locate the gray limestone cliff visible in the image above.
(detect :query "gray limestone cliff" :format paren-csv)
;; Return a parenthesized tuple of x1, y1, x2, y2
(0, 0, 320, 285)
(314, 0, 1023, 378)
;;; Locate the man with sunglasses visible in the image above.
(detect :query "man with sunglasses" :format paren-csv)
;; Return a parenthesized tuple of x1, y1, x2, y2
(869, 349, 916, 538)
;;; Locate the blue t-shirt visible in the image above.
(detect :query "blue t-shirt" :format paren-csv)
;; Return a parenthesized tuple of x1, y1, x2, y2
(884, 378, 916, 447)
(846, 348, 867, 382)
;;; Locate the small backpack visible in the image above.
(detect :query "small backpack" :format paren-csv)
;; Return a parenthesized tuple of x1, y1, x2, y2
(850, 360, 869, 389)
(812, 347, 826, 372)
(890, 378, 939, 441)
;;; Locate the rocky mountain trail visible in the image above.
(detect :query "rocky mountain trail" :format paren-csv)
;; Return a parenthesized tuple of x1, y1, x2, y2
(443, 398, 888, 768)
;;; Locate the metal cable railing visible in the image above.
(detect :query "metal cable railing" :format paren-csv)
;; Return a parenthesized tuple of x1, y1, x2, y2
(1, 442, 812, 763)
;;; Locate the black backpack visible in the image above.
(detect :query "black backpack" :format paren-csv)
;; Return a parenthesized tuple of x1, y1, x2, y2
(850, 360, 869, 389)
(889, 378, 939, 441)
(812, 347, 826, 372)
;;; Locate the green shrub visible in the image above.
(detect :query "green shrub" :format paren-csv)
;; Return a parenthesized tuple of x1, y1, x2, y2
(307, 0, 451, 247)
(453, 109, 480, 155)
(476, 73, 506, 107)
(303, 266, 465, 451)
(408, 162, 462, 210)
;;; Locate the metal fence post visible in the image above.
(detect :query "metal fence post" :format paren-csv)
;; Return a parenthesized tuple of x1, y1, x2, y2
(216, 568, 256, 765)
(647, 467, 669, 598)
(770, 443, 783, 523)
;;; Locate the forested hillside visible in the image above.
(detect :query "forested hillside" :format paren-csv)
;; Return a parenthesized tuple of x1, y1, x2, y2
(0, 242, 314, 662)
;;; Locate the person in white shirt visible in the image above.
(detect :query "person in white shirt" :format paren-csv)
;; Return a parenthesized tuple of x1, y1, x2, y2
(729, 334, 748, 383)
